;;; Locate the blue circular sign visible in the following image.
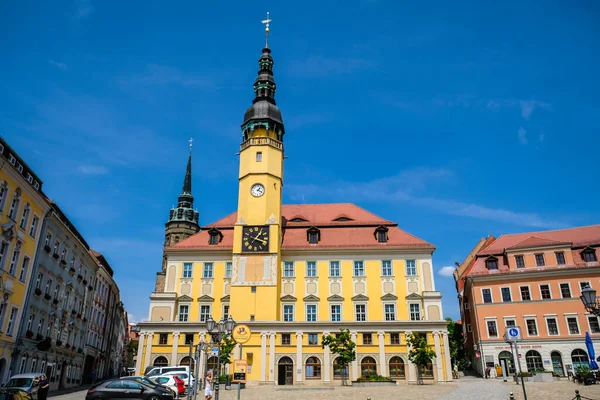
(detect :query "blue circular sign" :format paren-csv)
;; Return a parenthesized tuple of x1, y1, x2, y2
(509, 328, 519, 337)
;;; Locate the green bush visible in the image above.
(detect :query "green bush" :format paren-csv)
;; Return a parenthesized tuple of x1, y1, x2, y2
(218, 374, 231, 383)
(356, 374, 393, 382)
(517, 371, 532, 377)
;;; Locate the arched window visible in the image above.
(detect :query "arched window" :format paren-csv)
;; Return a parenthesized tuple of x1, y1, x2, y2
(571, 349, 589, 370)
(498, 351, 515, 374)
(305, 357, 321, 379)
(525, 350, 543, 372)
(389, 356, 405, 377)
(7, 188, 21, 220)
(153, 356, 168, 367)
(207, 356, 218, 374)
(360, 356, 377, 377)
(333, 357, 349, 380)
(180, 356, 195, 369)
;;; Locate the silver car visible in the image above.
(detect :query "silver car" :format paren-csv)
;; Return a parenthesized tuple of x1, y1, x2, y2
(2, 373, 44, 399)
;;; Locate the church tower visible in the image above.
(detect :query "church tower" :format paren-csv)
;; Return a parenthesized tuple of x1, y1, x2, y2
(230, 19, 285, 321)
(156, 144, 200, 291)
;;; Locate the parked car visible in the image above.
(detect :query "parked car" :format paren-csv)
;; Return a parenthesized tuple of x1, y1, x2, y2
(159, 372, 196, 390)
(0, 388, 33, 400)
(120, 377, 176, 397)
(144, 366, 191, 377)
(153, 376, 185, 397)
(85, 379, 174, 400)
(2, 373, 44, 399)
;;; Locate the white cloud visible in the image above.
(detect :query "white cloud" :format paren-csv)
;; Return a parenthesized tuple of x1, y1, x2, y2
(48, 59, 68, 71)
(520, 100, 552, 120)
(77, 165, 108, 175)
(486, 98, 552, 120)
(518, 127, 528, 144)
(438, 266, 456, 277)
(75, 0, 93, 19)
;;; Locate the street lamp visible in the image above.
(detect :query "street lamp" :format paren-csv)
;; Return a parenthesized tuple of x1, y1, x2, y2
(581, 287, 600, 316)
(205, 316, 237, 400)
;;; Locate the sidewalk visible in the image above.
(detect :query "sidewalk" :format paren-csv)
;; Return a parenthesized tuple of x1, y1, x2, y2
(48, 385, 92, 398)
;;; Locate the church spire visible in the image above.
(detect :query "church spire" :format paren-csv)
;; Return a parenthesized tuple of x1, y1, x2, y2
(167, 140, 199, 226)
(180, 138, 193, 198)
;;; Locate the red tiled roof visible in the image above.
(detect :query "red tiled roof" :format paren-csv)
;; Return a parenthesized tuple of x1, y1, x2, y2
(505, 236, 571, 250)
(478, 225, 600, 255)
(169, 203, 433, 250)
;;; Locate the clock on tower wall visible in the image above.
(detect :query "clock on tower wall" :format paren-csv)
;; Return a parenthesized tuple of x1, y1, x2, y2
(242, 225, 270, 252)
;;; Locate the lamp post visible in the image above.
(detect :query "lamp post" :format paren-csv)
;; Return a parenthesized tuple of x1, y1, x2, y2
(580, 287, 600, 316)
(205, 316, 236, 400)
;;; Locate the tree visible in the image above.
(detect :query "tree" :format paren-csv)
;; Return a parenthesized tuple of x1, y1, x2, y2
(406, 332, 437, 384)
(446, 317, 467, 371)
(126, 340, 138, 368)
(322, 328, 356, 386)
(218, 334, 237, 375)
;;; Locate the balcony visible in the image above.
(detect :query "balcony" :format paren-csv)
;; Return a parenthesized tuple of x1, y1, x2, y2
(240, 137, 283, 151)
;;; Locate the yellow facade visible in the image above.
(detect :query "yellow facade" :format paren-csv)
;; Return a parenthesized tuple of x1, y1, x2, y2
(0, 139, 49, 380)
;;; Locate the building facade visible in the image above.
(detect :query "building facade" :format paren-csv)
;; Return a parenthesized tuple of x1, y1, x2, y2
(136, 40, 452, 385)
(454, 225, 600, 377)
(0, 137, 50, 382)
(14, 201, 98, 390)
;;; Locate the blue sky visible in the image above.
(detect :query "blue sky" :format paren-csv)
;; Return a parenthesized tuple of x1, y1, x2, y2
(2, 0, 599, 323)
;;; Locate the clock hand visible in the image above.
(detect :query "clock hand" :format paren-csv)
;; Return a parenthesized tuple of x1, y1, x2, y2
(252, 235, 267, 244)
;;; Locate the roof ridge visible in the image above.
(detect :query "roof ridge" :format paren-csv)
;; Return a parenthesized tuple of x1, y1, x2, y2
(496, 224, 600, 240)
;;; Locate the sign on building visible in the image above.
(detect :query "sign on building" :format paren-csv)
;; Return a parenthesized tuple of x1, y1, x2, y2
(504, 326, 522, 342)
(232, 360, 247, 383)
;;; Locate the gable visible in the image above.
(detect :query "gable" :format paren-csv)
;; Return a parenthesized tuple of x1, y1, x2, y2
(280, 295, 297, 302)
(177, 295, 193, 302)
(405, 293, 422, 300)
(380, 293, 398, 301)
(196, 295, 214, 303)
(303, 294, 320, 302)
(327, 294, 345, 302)
(351, 294, 369, 301)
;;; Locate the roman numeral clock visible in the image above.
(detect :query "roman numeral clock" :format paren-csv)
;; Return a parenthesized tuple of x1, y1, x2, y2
(242, 226, 270, 252)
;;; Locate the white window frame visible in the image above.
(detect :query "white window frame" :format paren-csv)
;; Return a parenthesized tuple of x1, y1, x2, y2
(539, 283, 553, 300)
(330, 303, 342, 322)
(524, 316, 539, 337)
(178, 305, 189, 322)
(19, 357, 26, 374)
(306, 261, 317, 277)
(485, 318, 499, 338)
(0, 181, 8, 212)
(559, 282, 572, 299)
(199, 305, 211, 322)
(481, 288, 493, 304)
(225, 262, 232, 278)
(329, 261, 340, 277)
(354, 303, 367, 322)
(409, 303, 421, 321)
(203, 263, 213, 278)
(544, 315, 560, 336)
(579, 281, 591, 292)
(353, 261, 365, 277)
(0, 240, 9, 270)
(519, 285, 532, 301)
(19, 203, 30, 230)
(383, 303, 396, 321)
(6, 306, 18, 336)
(283, 262, 295, 277)
(586, 314, 600, 334)
(405, 259, 417, 276)
(381, 260, 393, 276)
(282, 304, 294, 322)
(565, 314, 581, 335)
(182, 263, 193, 279)
(306, 304, 318, 322)
(500, 286, 512, 302)
(504, 317, 517, 328)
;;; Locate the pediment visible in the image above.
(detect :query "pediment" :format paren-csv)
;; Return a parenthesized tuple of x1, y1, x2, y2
(177, 295, 193, 302)
(220, 295, 230, 302)
(405, 293, 422, 300)
(196, 295, 214, 303)
(381, 293, 398, 301)
(351, 294, 369, 301)
(327, 294, 345, 302)
(303, 294, 320, 302)
(280, 295, 297, 302)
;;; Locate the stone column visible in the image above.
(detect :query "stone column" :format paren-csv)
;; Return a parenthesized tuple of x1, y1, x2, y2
(269, 332, 276, 384)
(135, 333, 146, 376)
(434, 331, 443, 382)
(442, 332, 453, 382)
(296, 332, 303, 384)
(144, 333, 154, 372)
(260, 333, 267, 384)
(405, 331, 416, 384)
(351, 331, 359, 381)
(378, 331, 386, 376)
(172, 332, 180, 366)
(199, 333, 206, 379)
(323, 332, 331, 384)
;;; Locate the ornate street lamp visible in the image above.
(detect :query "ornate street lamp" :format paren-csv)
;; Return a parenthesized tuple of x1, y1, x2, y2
(204, 316, 237, 400)
(581, 287, 600, 316)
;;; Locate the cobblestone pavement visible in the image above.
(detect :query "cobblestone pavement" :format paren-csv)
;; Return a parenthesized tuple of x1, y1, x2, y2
(48, 380, 600, 400)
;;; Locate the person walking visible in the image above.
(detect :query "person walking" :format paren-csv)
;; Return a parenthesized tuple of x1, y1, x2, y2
(204, 370, 213, 400)
(38, 374, 50, 400)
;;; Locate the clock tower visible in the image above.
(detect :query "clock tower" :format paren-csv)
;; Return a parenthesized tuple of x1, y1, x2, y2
(230, 33, 285, 322)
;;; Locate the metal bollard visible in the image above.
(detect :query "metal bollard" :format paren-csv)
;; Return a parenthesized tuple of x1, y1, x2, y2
(509, 392, 515, 400)
(575, 389, 581, 400)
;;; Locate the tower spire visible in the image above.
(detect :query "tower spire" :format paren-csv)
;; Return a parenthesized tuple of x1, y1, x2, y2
(261, 12, 271, 48)
(181, 137, 193, 196)
(167, 141, 200, 226)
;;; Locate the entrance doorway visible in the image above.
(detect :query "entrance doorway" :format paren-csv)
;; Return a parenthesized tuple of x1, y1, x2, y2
(0, 359, 6, 383)
(498, 351, 515, 374)
(277, 357, 293, 385)
(551, 351, 564, 376)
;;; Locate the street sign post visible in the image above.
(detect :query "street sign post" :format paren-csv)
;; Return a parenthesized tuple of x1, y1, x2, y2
(232, 324, 251, 400)
(504, 326, 527, 400)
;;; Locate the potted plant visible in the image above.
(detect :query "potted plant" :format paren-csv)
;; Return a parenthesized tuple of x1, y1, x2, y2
(44, 293, 51, 300)
(36, 333, 43, 341)
(69, 267, 76, 274)
(77, 274, 83, 282)
(25, 330, 34, 338)
(60, 259, 67, 266)
(77, 313, 82, 319)
(56, 340, 63, 346)
(71, 309, 77, 315)
(82, 279, 88, 285)
(34, 288, 42, 296)
(52, 298, 59, 305)
(88, 285, 93, 290)
(52, 252, 59, 259)
(44, 245, 51, 253)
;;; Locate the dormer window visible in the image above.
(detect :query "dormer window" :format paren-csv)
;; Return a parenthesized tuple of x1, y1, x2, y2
(374, 225, 389, 243)
(289, 216, 308, 223)
(582, 247, 598, 263)
(486, 257, 498, 270)
(333, 215, 353, 222)
(307, 227, 320, 244)
(208, 228, 223, 246)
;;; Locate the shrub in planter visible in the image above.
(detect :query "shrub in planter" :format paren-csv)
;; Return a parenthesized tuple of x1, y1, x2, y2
(88, 285, 93, 290)
(34, 288, 42, 296)
(71, 309, 77, 315)
(52, 298, 59, 305)
(517, 371, 533, 377)
(44, 245, 51, 253)
(82, 279, 88, 285)
(77, 274, 83, 281)
(52, 252, 59, 259)
(69, 267, 76, 274)
(77, 313, 82, 319)
(44, 293, 51, 300)
(36, 333, 44, 341)
(56, 340, 63, 346)
(25, 330, 34, 338)
(356, 375, 394, 382)
(60, 259, 67, 266)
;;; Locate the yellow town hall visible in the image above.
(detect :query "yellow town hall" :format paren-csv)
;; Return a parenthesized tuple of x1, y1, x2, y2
(136, 33, 452, 385)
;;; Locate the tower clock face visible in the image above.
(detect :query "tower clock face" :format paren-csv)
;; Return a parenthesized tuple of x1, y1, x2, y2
(250, 183, 265, 197)
(242, 226, 269, 252)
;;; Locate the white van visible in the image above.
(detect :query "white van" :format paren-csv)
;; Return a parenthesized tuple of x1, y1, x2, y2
(144, 365, 191, 377)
